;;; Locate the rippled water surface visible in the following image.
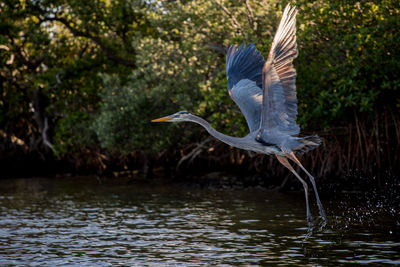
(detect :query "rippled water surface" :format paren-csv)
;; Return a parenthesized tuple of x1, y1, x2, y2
(0, 176, 399, 266)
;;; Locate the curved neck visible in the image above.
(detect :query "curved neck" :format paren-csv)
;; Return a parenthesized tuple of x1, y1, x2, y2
(187, 114, 246, 149)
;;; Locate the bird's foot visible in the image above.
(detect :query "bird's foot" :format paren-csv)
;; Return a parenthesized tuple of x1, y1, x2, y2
(317, 206, 328, 227)
(305, 225, 314, 239)
(307, 214, 314, 227)
(321, 210, 328, 223)
(304, 213, 328, 238)
(305, 217, 315, 239)
(318, 213, 328, 231)
(317, 203, 328, 222)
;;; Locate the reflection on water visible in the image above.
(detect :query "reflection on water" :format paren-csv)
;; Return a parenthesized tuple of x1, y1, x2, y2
(0, 176, 398, 266)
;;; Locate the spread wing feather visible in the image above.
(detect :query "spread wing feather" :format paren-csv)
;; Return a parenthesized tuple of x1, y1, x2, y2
(260, 4, 299, 135)
(225, 44, 265, 132)
(226, 44, 264, 90)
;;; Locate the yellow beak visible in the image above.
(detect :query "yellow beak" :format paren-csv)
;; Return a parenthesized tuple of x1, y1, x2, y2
(151, 116, 172, 122)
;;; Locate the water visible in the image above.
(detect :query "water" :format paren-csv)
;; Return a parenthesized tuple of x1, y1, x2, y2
(0, 176, 398, 266)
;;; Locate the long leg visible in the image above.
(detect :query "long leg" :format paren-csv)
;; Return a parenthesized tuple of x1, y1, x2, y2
(286, 152, 327, 222)
(276, 155, 313, 225)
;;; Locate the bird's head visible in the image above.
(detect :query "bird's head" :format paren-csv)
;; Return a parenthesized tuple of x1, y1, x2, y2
(151, 111, 192, 123)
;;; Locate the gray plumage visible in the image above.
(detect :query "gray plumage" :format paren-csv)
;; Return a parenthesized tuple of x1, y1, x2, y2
(152, 4, 327, 227)
(226, 4, 302, 152)
(226, 43, 265, 90)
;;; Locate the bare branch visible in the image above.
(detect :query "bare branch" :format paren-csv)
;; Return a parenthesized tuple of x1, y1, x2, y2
(208, 43, 227, 55)
(244, 0, 255, 30)
(43, 16, 136, 67)
(176, 137, 214, 170)
(213, 0, 244, 36)
(42, 117, 56, 153)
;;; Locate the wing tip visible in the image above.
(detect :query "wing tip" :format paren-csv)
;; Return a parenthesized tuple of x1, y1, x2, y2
(226, 43, 265, 90)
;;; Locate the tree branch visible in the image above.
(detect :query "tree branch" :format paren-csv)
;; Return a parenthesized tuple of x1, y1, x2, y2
(213, 0, 244, 36)
(176, 137, 214, 170)
(208, 43, 227, 55)
(244, 0, 255, 31)
(43, 16, 136, 67)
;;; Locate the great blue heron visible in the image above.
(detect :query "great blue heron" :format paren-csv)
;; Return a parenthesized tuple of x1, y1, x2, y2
(152, 4, 327, 225)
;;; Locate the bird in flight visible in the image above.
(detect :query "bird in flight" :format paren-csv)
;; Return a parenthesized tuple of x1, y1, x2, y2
(152, 4, 327, 225)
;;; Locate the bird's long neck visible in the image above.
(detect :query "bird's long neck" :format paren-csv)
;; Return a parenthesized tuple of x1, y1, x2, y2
(187, 115, 247, 149)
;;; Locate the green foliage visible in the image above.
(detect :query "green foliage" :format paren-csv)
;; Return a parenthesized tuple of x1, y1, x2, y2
(1, 0, 399, 157)
(0, 0, 149, 153)
(295, 0, 400, 128)
(54, 112, 95, 155)
(92, 74, 165, 152)
(93, 0, 284, 152)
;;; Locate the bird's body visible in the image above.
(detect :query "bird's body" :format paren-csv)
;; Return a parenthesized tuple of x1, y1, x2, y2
(152, 4, 327, 226)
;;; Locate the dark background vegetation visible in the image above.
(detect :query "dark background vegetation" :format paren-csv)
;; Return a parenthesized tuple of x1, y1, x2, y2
(1, 0, 399, 192)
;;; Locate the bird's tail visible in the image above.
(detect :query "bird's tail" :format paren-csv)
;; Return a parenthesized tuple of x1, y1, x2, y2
(295, 135, 322, 154)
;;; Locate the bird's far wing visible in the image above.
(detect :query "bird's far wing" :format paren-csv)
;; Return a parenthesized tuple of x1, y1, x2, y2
(226, 44, 265, 132)
(260, 4, 300, 136)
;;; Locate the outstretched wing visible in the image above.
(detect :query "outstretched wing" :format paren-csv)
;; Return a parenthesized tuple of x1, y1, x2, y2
(226, 44, 265, 132)
(260, 4, 299, 136)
